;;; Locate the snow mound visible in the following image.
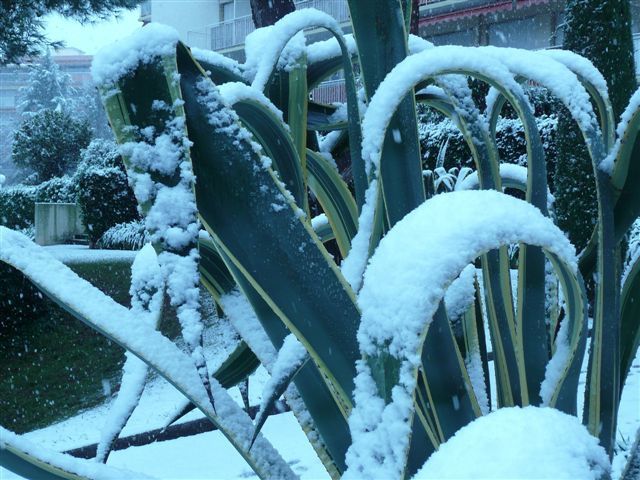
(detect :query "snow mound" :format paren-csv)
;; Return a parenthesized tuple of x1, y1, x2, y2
(415, 407, 610, 480)
(92, 23, 178, 86)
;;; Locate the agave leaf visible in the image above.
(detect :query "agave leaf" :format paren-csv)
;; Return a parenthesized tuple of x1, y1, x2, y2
(348, 0, 425, 227)
(0, 228, 296, 479)
(220, 84, 307, 212)
(611, 90, 640, 244)
(247, 10, 366, 208)
(620, 254, 640, 394)
(1, 427, 144, 480)
(287, 53, 310, 216)
(250, 337, 309, 448)
(308, 101, 347, 131)
(307, 149, 358, 257)
(178, 43, 360, 474)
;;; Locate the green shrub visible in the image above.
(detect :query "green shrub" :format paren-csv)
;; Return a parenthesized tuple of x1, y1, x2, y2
(75, 140, 139, 246)
(97, 220, 148, 251)
(0, 185, 37, 229)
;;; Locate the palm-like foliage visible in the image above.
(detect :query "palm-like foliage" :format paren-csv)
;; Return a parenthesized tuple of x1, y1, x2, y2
(1, 2, 639, 479)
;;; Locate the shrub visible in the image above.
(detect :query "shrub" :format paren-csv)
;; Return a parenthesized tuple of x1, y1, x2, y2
(75, 140, 139, 246)
(0, 184, 37, 229)
(97, 220, 149, 251)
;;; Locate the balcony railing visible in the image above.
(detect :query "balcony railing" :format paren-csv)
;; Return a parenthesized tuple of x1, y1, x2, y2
(209, 0, 350, 51)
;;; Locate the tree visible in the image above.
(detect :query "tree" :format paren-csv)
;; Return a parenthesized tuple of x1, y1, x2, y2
(18, 51, 74, 115)
(0, 0, 140, 65)
(554, 0, 637, 251)
(249, 0, 295, 28)
(12, 109, 91, 181)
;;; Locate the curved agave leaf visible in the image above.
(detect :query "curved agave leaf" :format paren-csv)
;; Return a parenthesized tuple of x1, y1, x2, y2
(347, 190, 584, 479)
(218, 81, 307, 212)
(307, 149, 358, 257)
(0, 228, 296, 480)
(245, 9, 366, 208)
(348, 0, 425, 227)
(1, 426, 148, 480)
(610, 89, 640, 244)
(178, 43, 361, 474)
(539, 49, 615, 151)
(620, 255, 640, 394)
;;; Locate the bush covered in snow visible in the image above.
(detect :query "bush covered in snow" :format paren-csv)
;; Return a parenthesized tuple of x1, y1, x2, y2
(12, 109, 92, 182)
(75, 140, 139, 246)
(419, 114, 558, 184)
(97, 220, 149, 251)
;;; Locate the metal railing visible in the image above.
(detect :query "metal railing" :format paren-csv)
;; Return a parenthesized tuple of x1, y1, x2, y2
(209, 0, 350, 51)
(311, 79, 346, 104)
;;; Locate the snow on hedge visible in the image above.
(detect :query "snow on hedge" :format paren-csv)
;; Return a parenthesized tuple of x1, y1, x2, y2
(345, 190, 577, 479)
(1, 427, 152, 480)
(414, 406, 610, 479)
(92, 24, 178, 86)
(244, 8, 344, 91)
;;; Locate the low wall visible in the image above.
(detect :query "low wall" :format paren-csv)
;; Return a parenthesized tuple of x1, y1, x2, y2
(35, 203, 83, 246)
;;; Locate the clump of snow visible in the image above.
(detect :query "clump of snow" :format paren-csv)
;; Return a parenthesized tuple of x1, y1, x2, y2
(92, 24, 178, 86)
(540, 314, 571, 406)
(244, 9, 343, 91)
(307, 34, 357, 65)
(340, 179, 378, 292)
(191, 47, 243, 77)
(414, 407, 610, 480)
(218, 81, 287, 125)
(600, 87, 640, 175)
(345, 190, 577, 479)
(444, 264, 476, 321)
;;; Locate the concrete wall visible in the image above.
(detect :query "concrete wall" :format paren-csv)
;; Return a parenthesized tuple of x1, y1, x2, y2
(35, 203, 83, 246)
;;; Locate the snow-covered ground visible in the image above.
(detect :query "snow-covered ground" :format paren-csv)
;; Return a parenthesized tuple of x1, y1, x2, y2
(2, 347, 638, 480)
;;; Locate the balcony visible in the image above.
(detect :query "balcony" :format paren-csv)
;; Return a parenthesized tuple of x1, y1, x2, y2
(208, 0, 351, 51)
(139, 0, 151, 22)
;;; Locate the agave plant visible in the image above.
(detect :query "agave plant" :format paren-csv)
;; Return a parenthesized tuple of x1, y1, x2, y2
(1, 1, 639, 479)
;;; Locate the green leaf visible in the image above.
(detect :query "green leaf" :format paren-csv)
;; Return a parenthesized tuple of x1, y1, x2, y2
(307, 149, 358, 257)
(348, 0, 425, 226)
(620, 255, 640, 394)
(178, 43, 361, 474)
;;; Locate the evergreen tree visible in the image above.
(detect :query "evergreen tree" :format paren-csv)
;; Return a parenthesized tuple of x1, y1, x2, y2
(0, 0, 140, 65)
(18, 51, 74, 116)
(554, 0, 637, 251)
(12, 109, 91, 181)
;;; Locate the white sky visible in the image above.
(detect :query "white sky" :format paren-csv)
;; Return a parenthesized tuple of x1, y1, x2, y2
(43, 8, 143, 55)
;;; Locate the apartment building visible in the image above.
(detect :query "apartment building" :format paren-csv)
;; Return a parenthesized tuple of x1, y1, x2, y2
(139, 0, 639, 64)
